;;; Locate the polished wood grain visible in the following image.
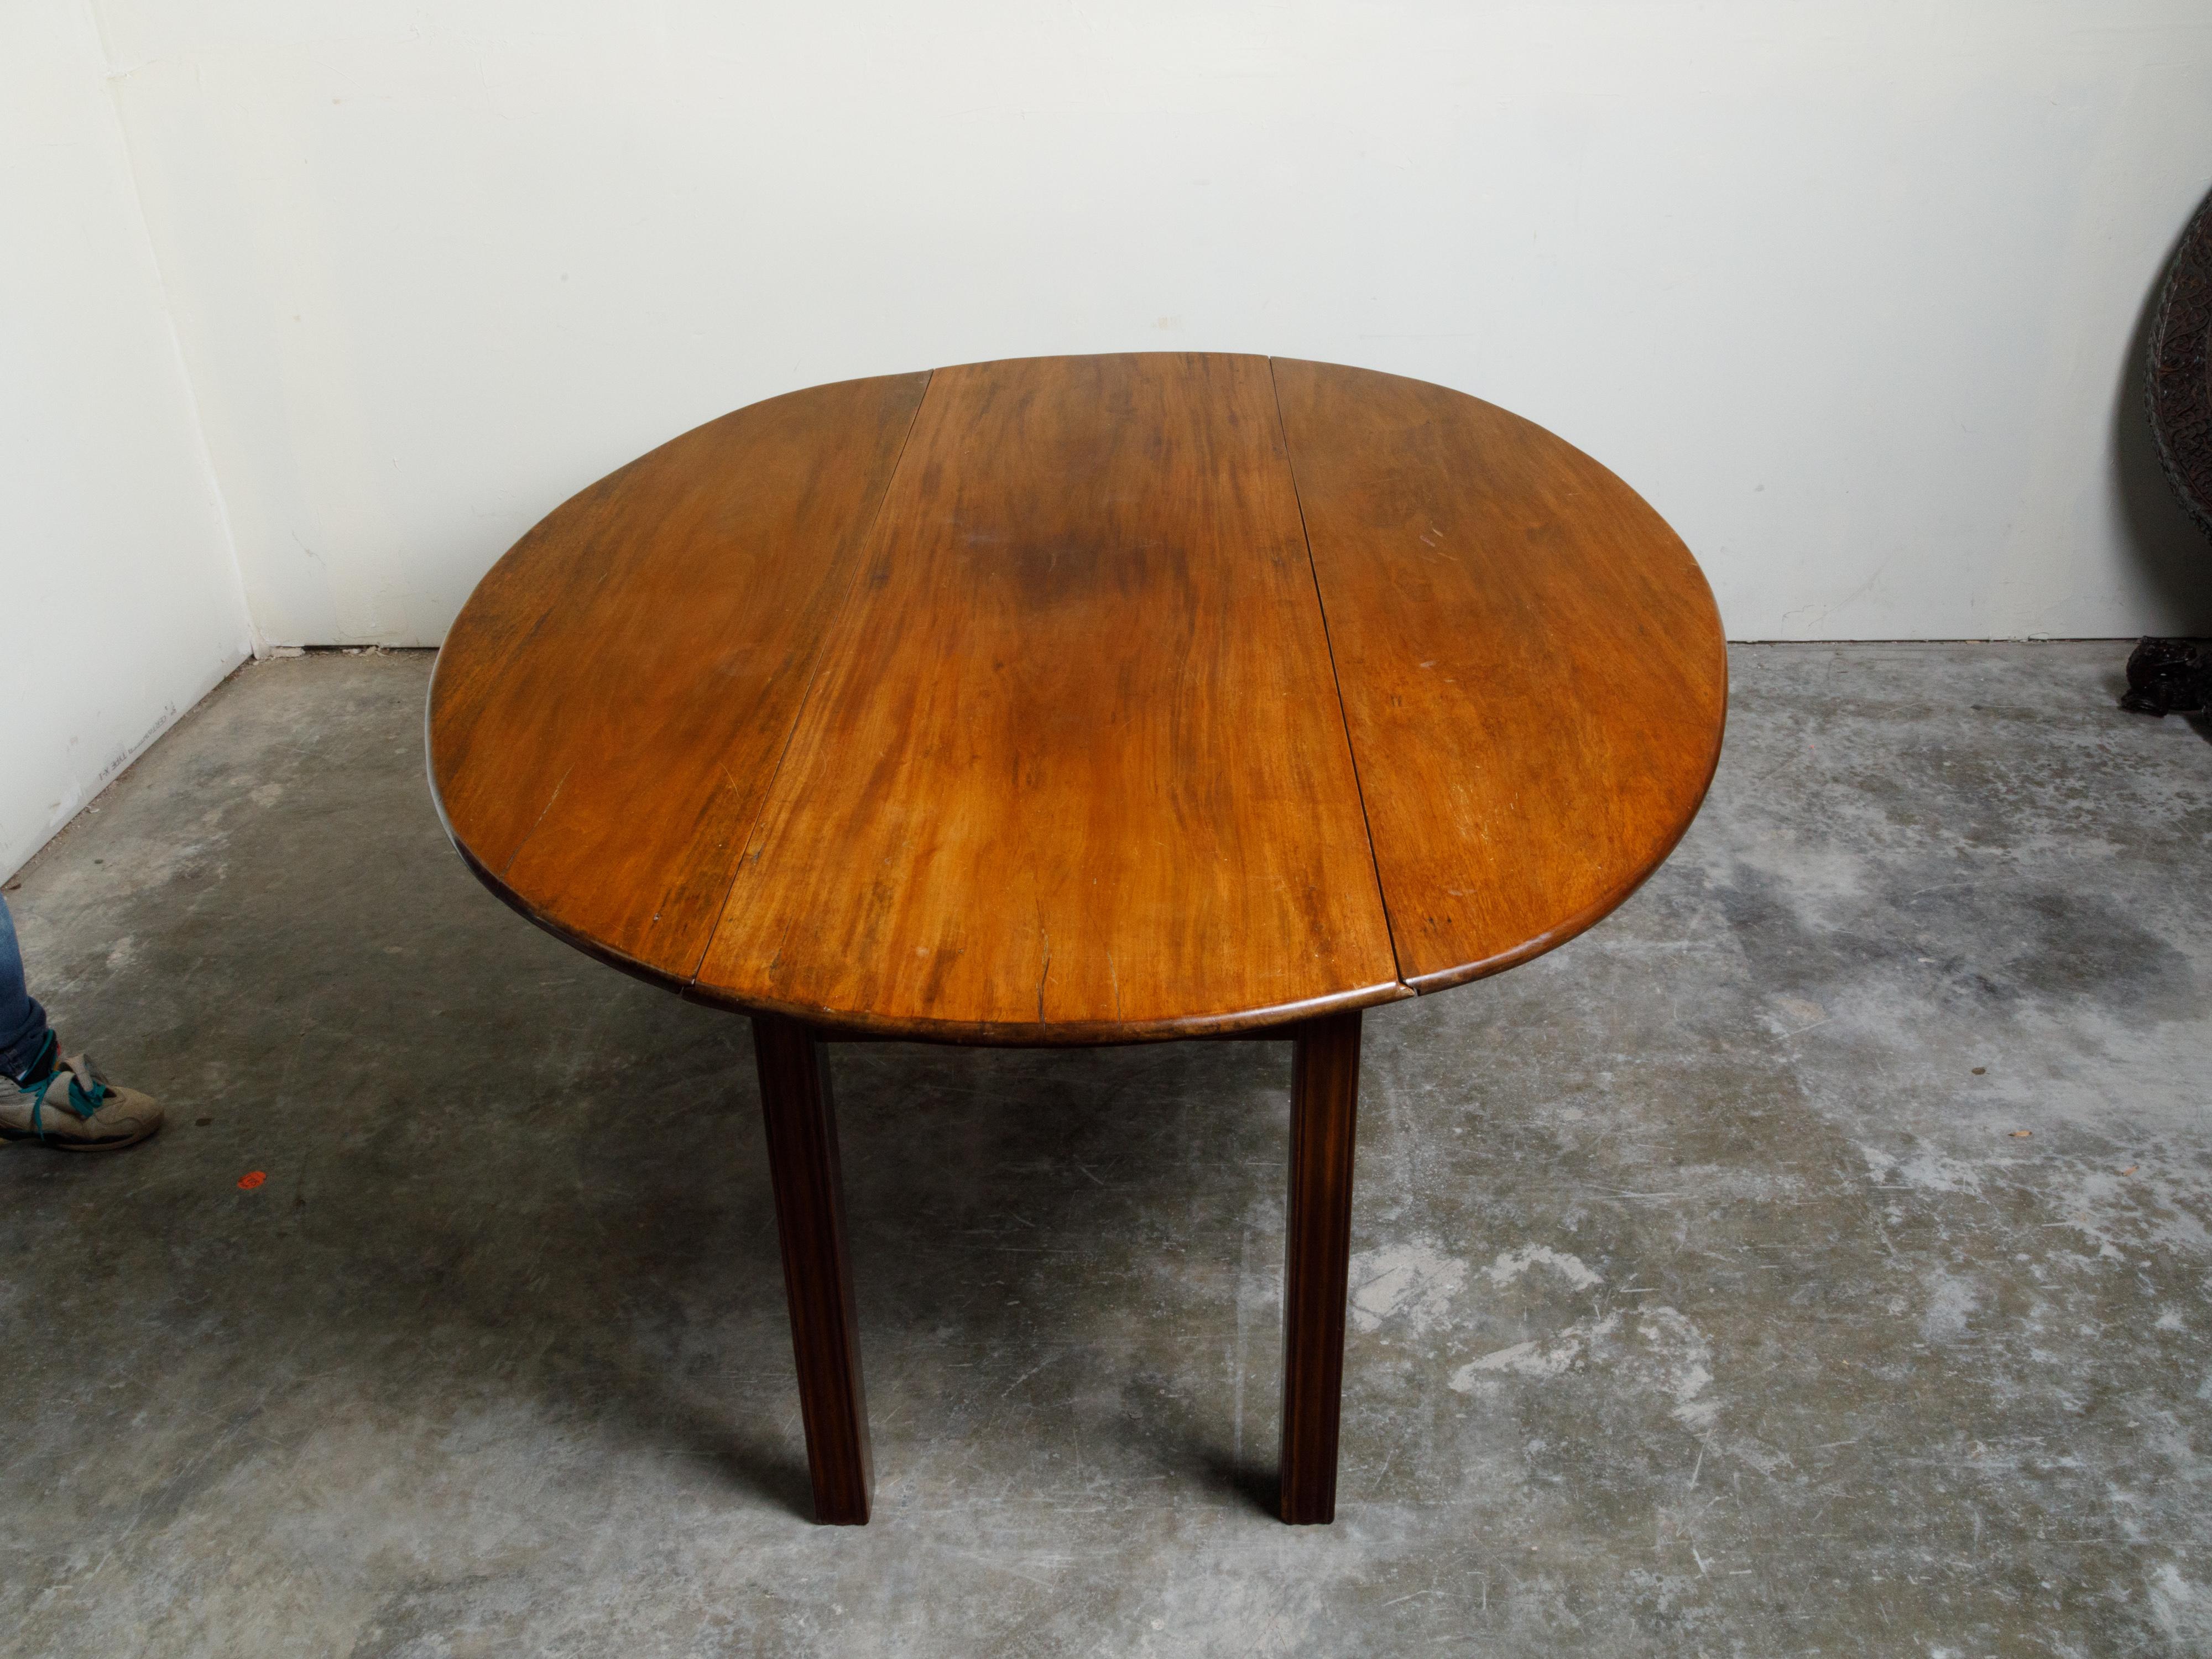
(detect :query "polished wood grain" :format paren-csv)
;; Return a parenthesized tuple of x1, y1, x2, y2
(1278, 1010, 1363, 1525)
(693, 354, 1404, 1041)
(431, 353, 1724, 1034)
(1271, 358, 1728, 990)
(427, 372, 930, 987)
(752, 1015, 872, 1524)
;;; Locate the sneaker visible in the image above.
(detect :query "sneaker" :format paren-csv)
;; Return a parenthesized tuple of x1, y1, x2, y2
(0, 1037, 163, 1152)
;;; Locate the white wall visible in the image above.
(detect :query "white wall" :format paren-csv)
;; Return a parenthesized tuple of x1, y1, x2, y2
(89, 1, 2212, 644)
(1, 1, 253, 880)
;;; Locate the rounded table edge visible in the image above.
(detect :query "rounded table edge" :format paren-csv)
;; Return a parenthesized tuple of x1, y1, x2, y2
(1400, 658, 1730, 996)
(680, 975, 1417, 1048)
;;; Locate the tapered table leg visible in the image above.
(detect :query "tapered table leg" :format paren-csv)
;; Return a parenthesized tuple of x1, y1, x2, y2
(1279, 1008, 1363, 1524)
(752, 1014, 872, 1525)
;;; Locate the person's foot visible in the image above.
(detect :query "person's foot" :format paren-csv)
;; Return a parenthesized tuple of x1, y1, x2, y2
(0, 1037, 162, 1151)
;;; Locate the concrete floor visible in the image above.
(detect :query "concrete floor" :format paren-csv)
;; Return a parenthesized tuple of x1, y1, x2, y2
(2, 644, 2209, 1656)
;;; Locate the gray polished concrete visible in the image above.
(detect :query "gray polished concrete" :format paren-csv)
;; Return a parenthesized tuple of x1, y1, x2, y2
(3, 644, 2209, 1656)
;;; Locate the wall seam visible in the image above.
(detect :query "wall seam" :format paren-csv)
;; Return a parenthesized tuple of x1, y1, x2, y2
(79, 0, 261, 660)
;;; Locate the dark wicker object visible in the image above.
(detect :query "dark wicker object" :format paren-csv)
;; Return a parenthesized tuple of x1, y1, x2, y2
(2124, 189, 2212, 717)
(2149, 187, 2212, 539)
(2122, 636, 2209, 716)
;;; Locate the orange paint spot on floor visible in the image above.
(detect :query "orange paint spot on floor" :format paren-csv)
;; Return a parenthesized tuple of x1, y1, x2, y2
(237, 1170, 266, 1190)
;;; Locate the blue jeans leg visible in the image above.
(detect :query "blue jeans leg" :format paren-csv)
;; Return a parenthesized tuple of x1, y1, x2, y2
(0, 894, 52, 1079)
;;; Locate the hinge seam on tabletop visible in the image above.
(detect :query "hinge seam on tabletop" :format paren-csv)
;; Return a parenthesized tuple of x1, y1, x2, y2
(1267, 358, 1408, 992)
(682, 368, 938, 993)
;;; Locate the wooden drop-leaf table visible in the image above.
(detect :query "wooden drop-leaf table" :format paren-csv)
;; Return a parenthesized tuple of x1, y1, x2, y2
(428, 353, 1725, 1526)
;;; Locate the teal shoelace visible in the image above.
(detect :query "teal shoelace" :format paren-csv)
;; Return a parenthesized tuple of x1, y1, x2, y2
(17, 1034, 106, 1142)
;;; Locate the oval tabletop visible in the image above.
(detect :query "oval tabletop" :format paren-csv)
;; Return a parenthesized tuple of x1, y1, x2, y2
(429, 354, 1726, 1044)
